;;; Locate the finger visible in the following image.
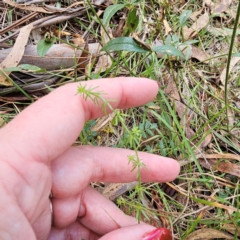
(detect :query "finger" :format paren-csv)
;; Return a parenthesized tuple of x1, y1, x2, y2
(48, 223, 154, 240)
(0, 187, 37, 240)
(52, 186, 138, 231)
(0, 161, 51, 240)
(99, 225, 156, 240)
(51, 146, 180, 198)
(48, 222, 100, 240)
(0, 78, 158, 164)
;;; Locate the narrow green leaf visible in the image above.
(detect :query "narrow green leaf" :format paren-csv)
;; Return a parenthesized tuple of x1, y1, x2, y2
(37, 37, 56, 57)
(124, 7, 138, 34)
(153, 45, 184, 58)
(101, 37, 149, 53)
(182, 39, 199, 45)
(179, 10, 192, 27)
(4, 67, 21, 72)
(34, 68, 47, 73)
(232, 53, 240, 57)
(4, 64, 44, 72)
(18, 64, 42, 71)
(102, 4, 125, 25)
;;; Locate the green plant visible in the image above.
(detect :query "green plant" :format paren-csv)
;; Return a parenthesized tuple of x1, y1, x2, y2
(127, 151, 148, 223)
(37, 32, 56, 57)
(79, 120, 98, 145)
(77, 83, 115, 114)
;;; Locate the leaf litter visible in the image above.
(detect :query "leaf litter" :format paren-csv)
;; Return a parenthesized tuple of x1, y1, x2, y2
(0, 23, 33, 86)
(0, 0, 240, 239)
(183, 12, 210, 40)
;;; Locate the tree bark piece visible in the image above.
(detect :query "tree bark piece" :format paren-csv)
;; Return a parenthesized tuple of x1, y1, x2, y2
(0, 43, 101, 71)
(0, 23, 34, 86)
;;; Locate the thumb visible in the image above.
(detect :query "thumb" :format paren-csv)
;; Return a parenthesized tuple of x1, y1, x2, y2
(99, 224, 156, 240)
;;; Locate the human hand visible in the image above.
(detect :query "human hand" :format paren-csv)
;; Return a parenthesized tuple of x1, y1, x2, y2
(0, 77, 180, 240)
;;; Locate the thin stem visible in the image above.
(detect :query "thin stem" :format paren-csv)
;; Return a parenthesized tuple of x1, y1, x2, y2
(0, 70, 33, 102)
(224, 0, 240, 131)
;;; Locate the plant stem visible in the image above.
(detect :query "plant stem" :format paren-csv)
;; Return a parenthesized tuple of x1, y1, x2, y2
(224, 0, 240, 131)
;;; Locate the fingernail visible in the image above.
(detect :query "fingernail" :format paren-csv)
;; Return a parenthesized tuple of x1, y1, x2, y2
(141, 228, 172, 240)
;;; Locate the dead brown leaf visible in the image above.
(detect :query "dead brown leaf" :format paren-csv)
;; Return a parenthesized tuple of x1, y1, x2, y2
(163, 19, 172, 36)
(42, 1, 84, 13)
(199, 130, 213, 148)
(132, 33, 152, 51)
(185, 115, 196, 139)
(213, 4, 228, 14)
(94, 26, 113, 73)
(225, 9, 240, 23)
(221, 224, 240, 236)
(165, 76, 180, 101)
(165, 77, 196, 139)
(183, 12, 210, 40)
(113, 18, 125, 38)
(91, 112, 116, 132)
(3, 0, 84, 13)
(221, 0, 232, 6)
(213, 0, 232, 14)
(101, 182, 138, 201)
(77, 42, 89, 71)
(71, 33, 85, 46)
(190, 8, 203, 21)
(199, 158, 240, 178)
(150, 189, 171, 228)
(138, 194, 162, 228)
(179, 152, 240, 167)
(0, 23, 34, 86)
(191, 46, 210, 63)
(204, 0, 215, 7)
(54, 29, 71, 37)
(3, 0, 51, 13)
(31, 29, 42, 43)
(204, 0, 237, 21)
(204, 153, 240, 161)
(185, 228, 233, 240)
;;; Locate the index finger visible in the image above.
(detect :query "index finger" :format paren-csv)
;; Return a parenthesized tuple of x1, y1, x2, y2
(0, 77, 158, 163)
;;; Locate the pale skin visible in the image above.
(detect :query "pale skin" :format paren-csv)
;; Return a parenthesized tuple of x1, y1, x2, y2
(0, 77, 180, 240)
